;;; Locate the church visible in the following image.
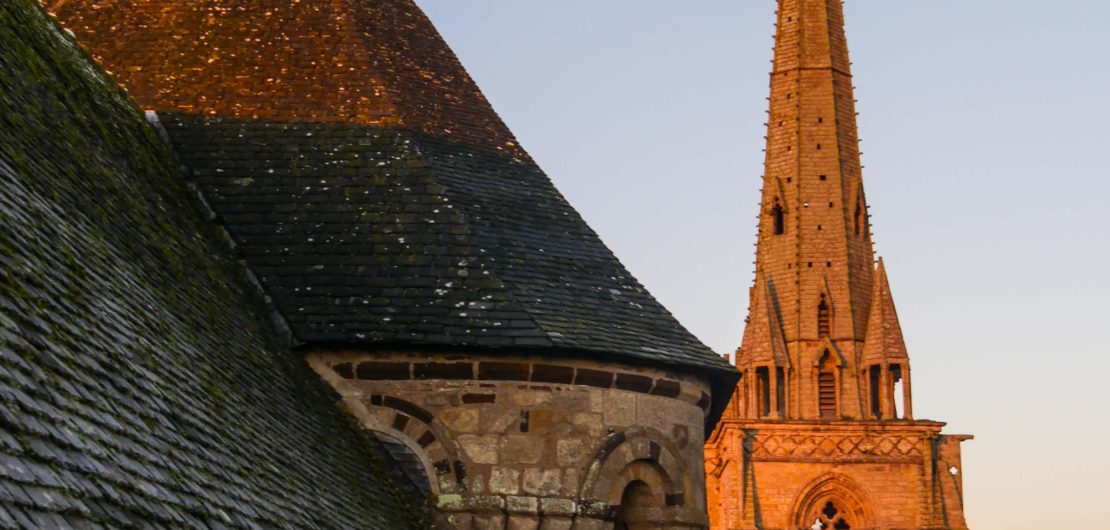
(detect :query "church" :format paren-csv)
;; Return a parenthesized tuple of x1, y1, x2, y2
(0, 0, 969, 528)
(704, 1, 971, 529)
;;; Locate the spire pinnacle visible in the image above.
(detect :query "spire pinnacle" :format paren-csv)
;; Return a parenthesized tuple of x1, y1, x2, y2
(862, 258, 909, 363)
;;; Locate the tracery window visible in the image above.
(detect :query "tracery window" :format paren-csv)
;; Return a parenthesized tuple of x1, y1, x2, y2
(808, 501, 851, 529)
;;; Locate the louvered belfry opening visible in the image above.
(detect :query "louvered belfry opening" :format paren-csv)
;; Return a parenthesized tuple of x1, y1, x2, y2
(818, 351, 837, 419)
(868, 364, 883, 419)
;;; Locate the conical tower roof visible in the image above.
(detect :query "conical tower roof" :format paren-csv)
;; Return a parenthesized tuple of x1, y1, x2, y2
(46, 0, 736, 394)
(46, 0, 522, 156)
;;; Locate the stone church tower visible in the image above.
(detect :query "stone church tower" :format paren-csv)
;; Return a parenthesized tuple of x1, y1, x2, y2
(704, 1, 972, 529)
(45, 1, 738, 529)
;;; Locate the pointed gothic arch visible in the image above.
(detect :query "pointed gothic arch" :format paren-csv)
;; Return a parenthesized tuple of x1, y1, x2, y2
(790, 473, 876, 530)
(818, 295, 831, 338)
(771, 200, 786, 235)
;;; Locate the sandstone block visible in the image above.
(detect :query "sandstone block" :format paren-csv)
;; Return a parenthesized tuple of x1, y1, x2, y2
(459, 434, 500, 464)
(508, 515, 540, 530)
(539, 498, 575, 516)
(506, 495, 539, 515)
(441, 407, 479, 433)
(538, 517, 573, 530)
(473, 514, 505, 530)
(603, 392, 636, 427)
(556, 436, 588, 467)
(489, 466, 520, 495)
(522, 468, 561, 497)
(502, 434, 545, 464)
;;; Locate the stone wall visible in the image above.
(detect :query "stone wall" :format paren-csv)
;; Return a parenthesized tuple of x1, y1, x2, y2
(309, 351, 715, 529)
(705, 420, 971, 530)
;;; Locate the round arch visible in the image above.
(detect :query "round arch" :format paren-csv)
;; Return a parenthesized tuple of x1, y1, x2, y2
(340, 393, 465, 496)
(580, 428, 688, 507)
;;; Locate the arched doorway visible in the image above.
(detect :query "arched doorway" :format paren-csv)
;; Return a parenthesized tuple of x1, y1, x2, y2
(614, 480, 654, 530)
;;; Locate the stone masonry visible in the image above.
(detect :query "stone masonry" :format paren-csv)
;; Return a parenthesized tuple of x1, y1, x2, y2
(42, 3, 742, 527)
(311, 352, 714, 529)
(705, 1, 972, 529)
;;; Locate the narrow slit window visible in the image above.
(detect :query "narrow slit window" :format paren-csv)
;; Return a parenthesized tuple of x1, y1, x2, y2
(869, 365, 882, 419)
(757, 367, 771, 417)
(772, 203, 785, 235)
(775, 367, 786, 417)
(891, 364, 904, 419)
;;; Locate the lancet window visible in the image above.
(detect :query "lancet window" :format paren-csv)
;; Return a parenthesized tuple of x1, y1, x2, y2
(772, 201, 785, 235)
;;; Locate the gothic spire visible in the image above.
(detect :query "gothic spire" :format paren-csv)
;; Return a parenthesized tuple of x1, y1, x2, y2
(752, 0, 875, 344)
(735, 0, 914, 421)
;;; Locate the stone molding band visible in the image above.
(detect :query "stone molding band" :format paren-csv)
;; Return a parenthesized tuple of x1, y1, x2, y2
(328, 359, 711, 410)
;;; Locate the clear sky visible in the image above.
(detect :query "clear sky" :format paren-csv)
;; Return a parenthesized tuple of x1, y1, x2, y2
(418, 1, 1110, 528)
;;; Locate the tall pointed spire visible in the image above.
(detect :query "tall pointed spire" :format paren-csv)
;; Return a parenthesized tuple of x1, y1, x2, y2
(736, 0, 906, 421)
(707, 5, 972, 528)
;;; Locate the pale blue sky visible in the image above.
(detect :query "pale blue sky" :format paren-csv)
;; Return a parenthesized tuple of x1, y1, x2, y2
(419, 1, 1110, 527)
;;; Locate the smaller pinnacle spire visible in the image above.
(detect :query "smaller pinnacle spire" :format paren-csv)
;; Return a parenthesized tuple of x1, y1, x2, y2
(862, 258, 909, 363)
(737, 279, 790, 367)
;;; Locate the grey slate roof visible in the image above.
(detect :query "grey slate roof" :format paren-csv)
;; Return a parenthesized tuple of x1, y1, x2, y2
(159, 115, 733, 377)
(0, 2, 423, 527)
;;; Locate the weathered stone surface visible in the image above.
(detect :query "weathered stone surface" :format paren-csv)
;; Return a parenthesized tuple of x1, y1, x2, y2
(437, 494, 465, 512)
(503, 434, 545, 465)
(570, 518, 609, 530)
(556, 436, 589, 468)
(571, 412, 605, 437)
(459, 435, 500, 465)
(522, 468, 562, 497)
(561, 468, 582, 498)
(508, 515, 540, 530)
(538, 517, 573, 530)
(490, 467, 521, 495)
(441, 408, 480, 433)
(505, 496, 538, 515)
(539, 498, 576, 517)
(603, 391, 637, 428)
(473, 514, 506, 530)
(315, 353, 714, 528)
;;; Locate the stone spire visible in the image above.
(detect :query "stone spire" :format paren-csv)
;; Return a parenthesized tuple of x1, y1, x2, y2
(735, 0, 910, 421)
(862, 258, 908, 365)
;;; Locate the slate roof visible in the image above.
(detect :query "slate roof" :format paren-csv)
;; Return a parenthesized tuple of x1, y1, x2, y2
(157, 116, 730, 376)
(0, 2, 423, 527)
(46, 0, 738, 408)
